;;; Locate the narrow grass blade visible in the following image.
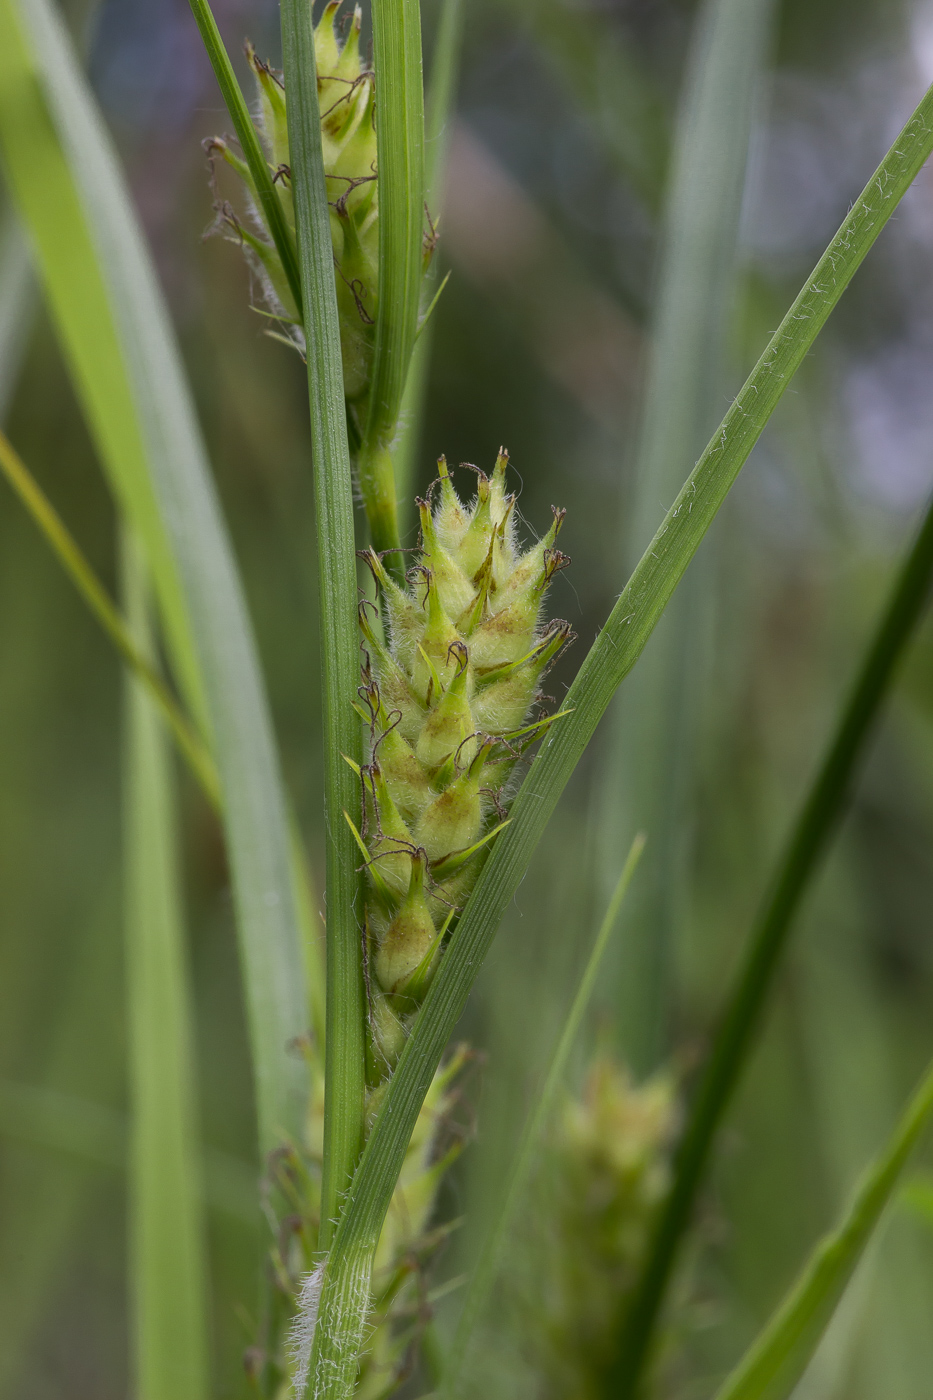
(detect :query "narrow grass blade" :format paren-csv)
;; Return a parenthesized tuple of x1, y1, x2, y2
(291, 818, 327, 1052)
(122, 529, 210, 1400)
(0, 427, 220, 807)
(712, 1058, 933, 1400)
(607, 485, 933, 1395)
(186, 0, 302, 316)
(443, 835, 646, 1392)
(280, 0, 366, 1241)
(306, 82, 933, 1400)
(357, 0, 425, 558)
(597, 0, 777, 1073)
(394, 0, 465, 511)
(0, 0, 309, 1153)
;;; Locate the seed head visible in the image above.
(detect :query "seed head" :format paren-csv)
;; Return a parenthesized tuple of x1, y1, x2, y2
(207, 4, 405, 406)
(359, 452, 573, 1072)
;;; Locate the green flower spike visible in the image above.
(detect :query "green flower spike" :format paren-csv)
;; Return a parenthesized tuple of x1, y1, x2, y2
(206, 1, 381, 401)
(480, 1057, 677, 1400)
(358, 452, 574, 1076)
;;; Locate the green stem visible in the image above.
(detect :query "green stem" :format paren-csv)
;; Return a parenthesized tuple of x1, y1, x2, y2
(187, 0, 302, 317)
(607, 486, 933, 1396)
(303, 80, 933, 1400)
(280, 0, 365, 1248)
(357, 0, 425, 561)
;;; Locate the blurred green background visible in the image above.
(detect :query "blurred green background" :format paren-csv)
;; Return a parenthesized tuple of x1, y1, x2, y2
(4, 0, 933, 1394)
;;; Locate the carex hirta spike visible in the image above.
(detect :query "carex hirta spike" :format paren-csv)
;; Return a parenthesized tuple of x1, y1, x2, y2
(359, 452, 574, 1078)
(206, 4, 378, 395)
(205, 1, 435, 422)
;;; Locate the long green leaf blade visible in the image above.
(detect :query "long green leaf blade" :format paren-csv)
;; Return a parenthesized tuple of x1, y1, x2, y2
(123, 529, 210, 1400)
(0, 0, 308, 1152)
(307, 80, 933, 1400)
(280, 0, 366, 1240)
(712, 1058, 933, 1400)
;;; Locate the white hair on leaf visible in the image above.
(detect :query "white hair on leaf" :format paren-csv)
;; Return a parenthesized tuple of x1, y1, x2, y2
(288, 1260, 327, 1397)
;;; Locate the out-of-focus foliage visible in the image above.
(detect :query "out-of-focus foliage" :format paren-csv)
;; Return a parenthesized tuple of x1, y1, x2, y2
(4, 0, 933, 1396)
(477, 1060, 677, 1400)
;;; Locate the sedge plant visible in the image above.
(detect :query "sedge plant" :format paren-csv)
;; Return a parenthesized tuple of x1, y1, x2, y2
(6, 1, 933, 1398)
